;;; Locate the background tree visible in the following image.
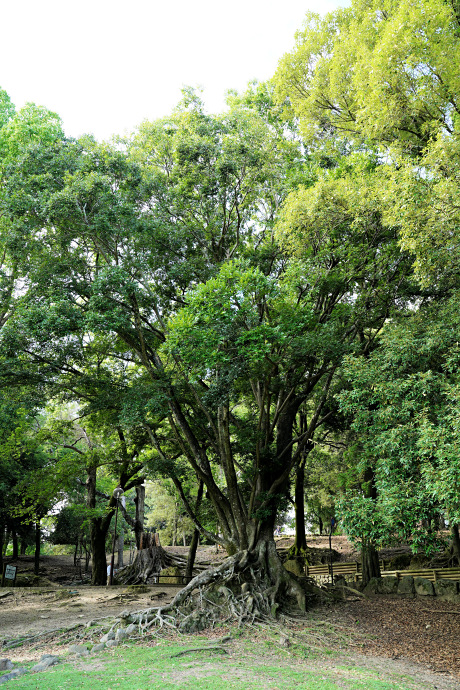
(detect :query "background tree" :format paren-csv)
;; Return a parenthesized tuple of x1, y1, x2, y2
(339, 292, 460, 565)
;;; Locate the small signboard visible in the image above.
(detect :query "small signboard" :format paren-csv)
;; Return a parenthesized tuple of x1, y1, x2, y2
(1, 564, 17, 586)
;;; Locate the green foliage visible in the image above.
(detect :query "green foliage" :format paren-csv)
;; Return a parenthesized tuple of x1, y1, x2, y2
(145, 480, 195, 546)
(274, 0, 460, 283)
(338, 292, 460, 551)
(275, 0, 460, 150)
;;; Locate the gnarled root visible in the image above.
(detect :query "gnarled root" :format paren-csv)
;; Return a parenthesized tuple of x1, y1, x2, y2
(121, 540, 323, 634)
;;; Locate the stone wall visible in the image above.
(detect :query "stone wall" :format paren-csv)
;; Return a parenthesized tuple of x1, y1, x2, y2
(359, 576, 459, 602)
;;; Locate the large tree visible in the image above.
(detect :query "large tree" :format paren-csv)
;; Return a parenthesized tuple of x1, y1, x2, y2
(1, 86, 417, 609)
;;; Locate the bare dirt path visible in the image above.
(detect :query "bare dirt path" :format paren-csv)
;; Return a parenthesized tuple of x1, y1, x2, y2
(0, 585, 178, 640)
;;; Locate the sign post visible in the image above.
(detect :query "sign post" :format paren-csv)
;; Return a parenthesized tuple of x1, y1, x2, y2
(1, 564, 17, 587)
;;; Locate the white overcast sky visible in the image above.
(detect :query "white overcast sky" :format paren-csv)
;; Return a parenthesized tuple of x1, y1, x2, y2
(1, 0, 348, 141)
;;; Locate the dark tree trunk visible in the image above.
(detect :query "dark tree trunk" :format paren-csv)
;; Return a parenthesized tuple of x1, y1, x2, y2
(361, 540, 381, 585)
(116, 535, 167, 585)
(11, 528, 18, 560)
(185, 528, 200, 580)
(451, 523, 460, 565)
(0, 523, 3, 574)
(318, 516, 323, 535)
(86, 464, 115, 585)
(90, 518, 109, 585)
(134, 485, 145, 550)
(360, 467, 381, 585)
(34, 521, 40, 576)
(293, 459, 307, 553)
(118, 531, 124, 568)
(185, 479, 204, 580)
(2, 529, 9, 556)
(20, 538, 27, 555)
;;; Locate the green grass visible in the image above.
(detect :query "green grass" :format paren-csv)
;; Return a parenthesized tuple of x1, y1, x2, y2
(5, 635, 437, 690)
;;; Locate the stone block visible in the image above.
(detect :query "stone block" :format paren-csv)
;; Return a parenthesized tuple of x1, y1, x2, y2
(115, 628, 128, 641)
(91, 643, 106, 653)
(397, 575, 415, 596)
(68, 644, 89, 657)
(363, 577, 382, 596)
(434, 579, 458, 600)
(380, 576, 398, 594)
(106, 639, 119, 648)
(100, 631, 115, 643)
(31, 656, 59, 672)
(0, 661, 13, 672)
(125, 624, 137, 635)
(414, 577, 434, 596)
(0, 668, 27, 684)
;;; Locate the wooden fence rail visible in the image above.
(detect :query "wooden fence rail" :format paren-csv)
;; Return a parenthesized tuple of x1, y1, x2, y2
(304, 562, 460, 584)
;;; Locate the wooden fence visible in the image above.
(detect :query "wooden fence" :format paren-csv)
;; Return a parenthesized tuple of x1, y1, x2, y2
(304, 562, 460, 584)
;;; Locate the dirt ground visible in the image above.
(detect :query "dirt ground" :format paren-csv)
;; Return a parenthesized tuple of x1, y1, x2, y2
(1, 538, 459, 686)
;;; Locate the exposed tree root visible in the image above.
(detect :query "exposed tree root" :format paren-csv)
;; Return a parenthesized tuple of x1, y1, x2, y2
(115, 543, 208, 585)
(171, 647, 228, 657)
(119, 540, 325, 634)
(1, 623, 86, 650)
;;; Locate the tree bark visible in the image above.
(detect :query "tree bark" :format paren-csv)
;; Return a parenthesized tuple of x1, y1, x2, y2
(134, 485, 145, 550)
(293, 458, 307, 553)
(360, 467, 381, 585)
(34, 521, 40, 576)
(361, 540, 381, 585)
(11, 528, 18, 560)
(0, 522, 3, 574)
(115, 536, 167, 585)
(90, 518, 109, 585)
(451, 523, 460, 565)
(86, 464, 115, 585)
(2, 529, 10, 556)
(185, 479, 204, 580)
(118, 531, 124, 568)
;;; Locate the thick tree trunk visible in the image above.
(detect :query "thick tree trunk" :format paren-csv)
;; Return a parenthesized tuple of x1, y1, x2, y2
(318, 516, 323, 535)
(34, 521, 40, 576)
(451, 523, 460, 565)
(12, 528, 18, 560)
(185, 479, 204, 580)
(0, 523, 3, 574)
(90, 518, 109, 585)
(185, 528, 200, 580)
(293, 459, 307, 554)
(115, 536, 167, 585)
(86, 464, 115, 585)
(3, 529, 10, 556)
(134, 485, 145, 550)
(360, 467, 380, 585)
(361, 540, 381, 585)
(118, 531, 124, 568)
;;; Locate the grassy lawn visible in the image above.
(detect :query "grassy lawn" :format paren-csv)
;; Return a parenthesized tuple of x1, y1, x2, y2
(6, 631, 437, 690)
